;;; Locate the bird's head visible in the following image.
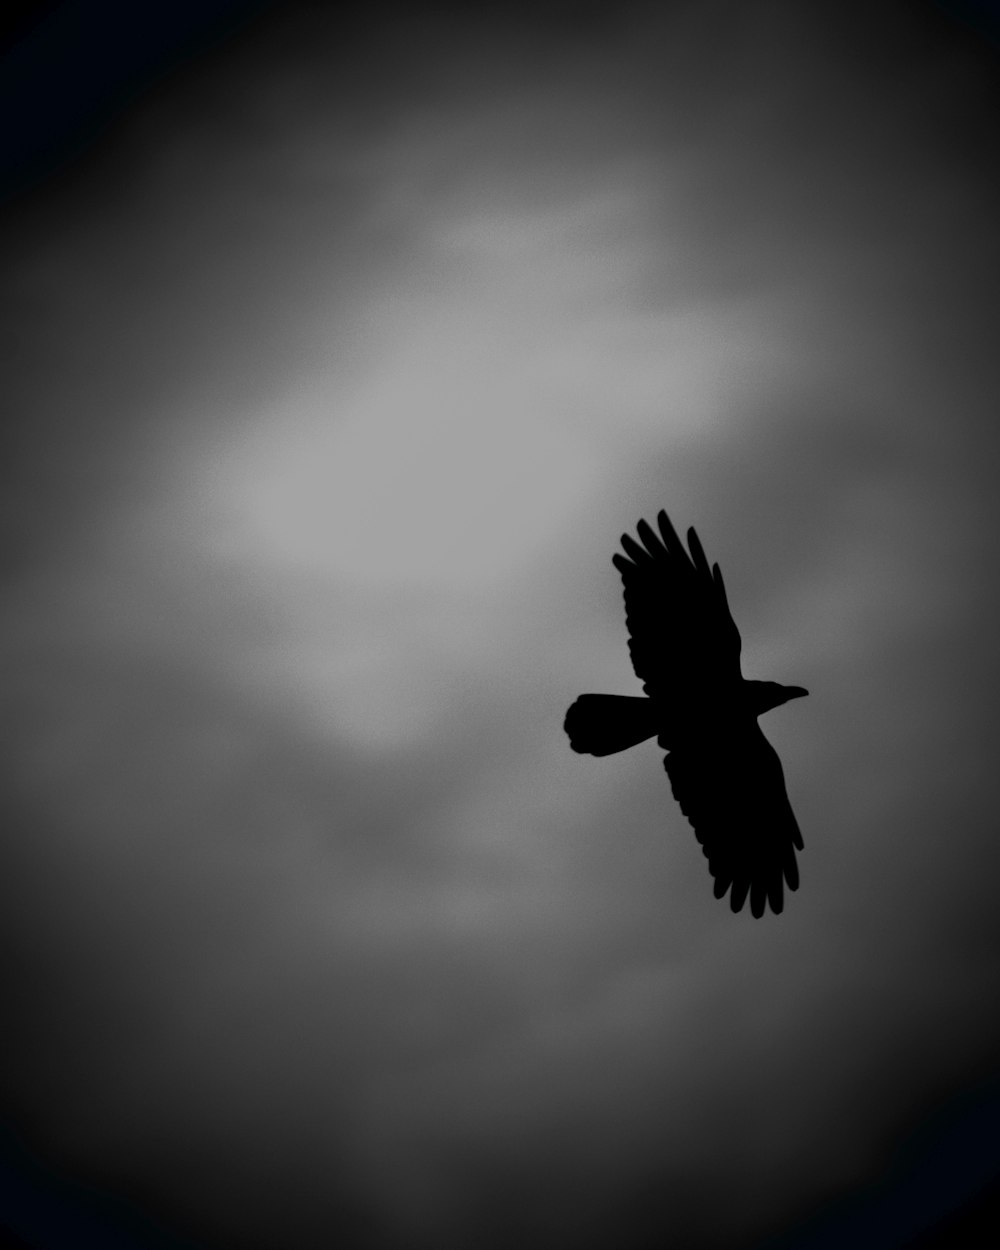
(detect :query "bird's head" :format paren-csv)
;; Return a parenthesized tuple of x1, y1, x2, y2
(745, 680, 809, 717)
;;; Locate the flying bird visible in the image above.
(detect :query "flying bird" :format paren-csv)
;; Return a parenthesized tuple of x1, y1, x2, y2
(564, 511, 806, 917)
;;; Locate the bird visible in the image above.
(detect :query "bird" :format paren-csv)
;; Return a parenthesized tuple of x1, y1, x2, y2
(564, 510, 807, 917)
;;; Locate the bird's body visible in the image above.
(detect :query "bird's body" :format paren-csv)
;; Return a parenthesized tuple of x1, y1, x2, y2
(564, 510, 806, 917)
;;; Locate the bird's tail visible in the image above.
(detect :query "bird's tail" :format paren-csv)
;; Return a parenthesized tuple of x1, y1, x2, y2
(564, 694, 660, 756)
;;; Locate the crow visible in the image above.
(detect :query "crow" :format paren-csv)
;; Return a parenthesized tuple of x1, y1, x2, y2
(564, 510, 806, 917)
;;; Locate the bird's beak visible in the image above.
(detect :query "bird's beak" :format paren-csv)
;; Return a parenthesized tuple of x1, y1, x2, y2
(783, 686, 809, 702)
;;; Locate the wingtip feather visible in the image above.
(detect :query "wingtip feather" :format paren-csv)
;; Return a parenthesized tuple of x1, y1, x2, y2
(656, 510, 687, 560)
(687, 526, 710, 575)
(620, 533, 651, 565)
(730, 877, 750, 913)
(635, 517, 663, 559)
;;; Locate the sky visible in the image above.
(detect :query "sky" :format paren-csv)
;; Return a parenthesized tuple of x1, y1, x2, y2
(2, 2, 1000, 1248)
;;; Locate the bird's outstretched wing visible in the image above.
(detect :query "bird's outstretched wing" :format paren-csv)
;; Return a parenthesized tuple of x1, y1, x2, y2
(662, 724, 803, 917)
(612, 511, 742, 702)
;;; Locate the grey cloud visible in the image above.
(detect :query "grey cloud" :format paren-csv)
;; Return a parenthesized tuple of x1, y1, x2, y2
(3, 3, 1000, 1249)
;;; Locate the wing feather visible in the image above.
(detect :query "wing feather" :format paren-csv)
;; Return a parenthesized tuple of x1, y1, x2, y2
(686, 525, 711, 578)
(636, 517, 662, 559)
(662, 723, 803, 918)
(616, 511, 742, 699)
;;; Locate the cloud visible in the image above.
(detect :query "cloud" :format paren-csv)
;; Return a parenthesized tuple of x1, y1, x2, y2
(2, 2, 1000, 1248)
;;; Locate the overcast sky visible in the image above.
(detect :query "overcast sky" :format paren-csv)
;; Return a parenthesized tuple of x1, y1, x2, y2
(2, 3, 1000, 1248)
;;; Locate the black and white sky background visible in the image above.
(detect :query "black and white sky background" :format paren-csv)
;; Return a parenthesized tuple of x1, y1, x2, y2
(3, 2, 1000, 1248)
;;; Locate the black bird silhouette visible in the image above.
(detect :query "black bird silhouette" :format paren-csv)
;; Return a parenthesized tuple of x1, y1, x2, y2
(564, 511, 806, 917)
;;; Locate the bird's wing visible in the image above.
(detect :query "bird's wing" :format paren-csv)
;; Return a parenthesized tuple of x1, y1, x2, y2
(612, 511, 742, 701)
(662, 722, 803, 917)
